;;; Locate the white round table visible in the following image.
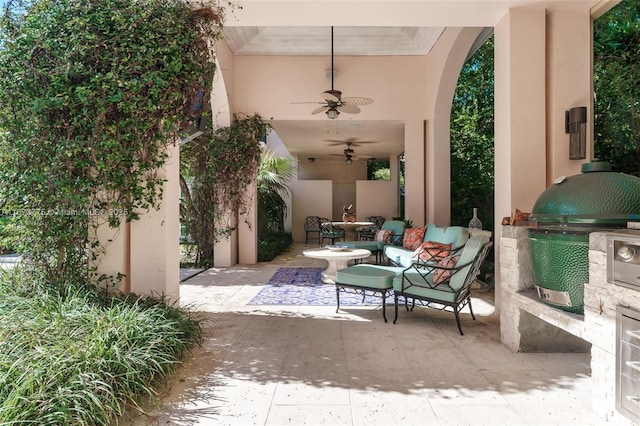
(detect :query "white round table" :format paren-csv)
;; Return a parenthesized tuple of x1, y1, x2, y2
(303, 248, 371, 284)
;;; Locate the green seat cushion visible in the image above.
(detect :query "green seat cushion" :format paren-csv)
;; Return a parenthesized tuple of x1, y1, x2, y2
(336, 265, 402, 290)
(340, 241, 382, 251)
(392, 271, 457, 303)
(384, 245, 416, 267)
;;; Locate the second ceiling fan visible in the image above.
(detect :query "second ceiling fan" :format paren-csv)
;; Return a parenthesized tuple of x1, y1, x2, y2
(330, 141, 371, 164)
(295, 27, 373, 119)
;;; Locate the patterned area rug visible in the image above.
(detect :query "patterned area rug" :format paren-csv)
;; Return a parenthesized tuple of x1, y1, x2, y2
(248, 267, 394, 306)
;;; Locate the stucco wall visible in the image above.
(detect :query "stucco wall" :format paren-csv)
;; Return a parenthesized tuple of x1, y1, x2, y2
(546, 9, 593, 182)
(290, 179, 333, 243)
(292, 158, 398, 242)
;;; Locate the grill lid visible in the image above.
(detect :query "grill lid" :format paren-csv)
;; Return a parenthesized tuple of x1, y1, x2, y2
(530, 160, 640, 225)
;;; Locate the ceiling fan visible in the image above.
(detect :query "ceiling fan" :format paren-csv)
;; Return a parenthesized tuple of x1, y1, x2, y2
(293, 27, 373, 119)
(330, 142, 366, 164)
(324, 137, 378, 147)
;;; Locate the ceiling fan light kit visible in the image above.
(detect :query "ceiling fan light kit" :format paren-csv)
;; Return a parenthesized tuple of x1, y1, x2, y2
(294, 26, 373, 120)
(327, 141, 362, 164)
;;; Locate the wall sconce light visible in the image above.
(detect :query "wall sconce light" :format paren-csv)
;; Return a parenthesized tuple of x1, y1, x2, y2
(565, 106, 587, 160)
(308, 157, 315, 163)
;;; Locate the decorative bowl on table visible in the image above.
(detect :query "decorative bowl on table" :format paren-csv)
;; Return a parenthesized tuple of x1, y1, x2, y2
(326, 245, 349, 252)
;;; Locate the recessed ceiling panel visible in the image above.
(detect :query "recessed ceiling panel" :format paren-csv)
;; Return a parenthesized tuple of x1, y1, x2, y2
(222, 26, 445, 56)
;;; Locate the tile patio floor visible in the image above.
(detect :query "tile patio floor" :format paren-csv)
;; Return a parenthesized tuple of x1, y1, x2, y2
(127, 243, 611, 426)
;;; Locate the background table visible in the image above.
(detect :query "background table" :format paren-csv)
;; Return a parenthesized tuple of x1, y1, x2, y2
(331, 221, 374, 241)
(302, 248, 371, 283)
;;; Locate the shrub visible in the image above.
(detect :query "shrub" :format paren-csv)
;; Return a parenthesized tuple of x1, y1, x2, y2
(0, 271, 202, 425)
(258, 232, 292, 262)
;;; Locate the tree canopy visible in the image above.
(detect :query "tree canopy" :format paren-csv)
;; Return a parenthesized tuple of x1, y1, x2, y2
(594, 0, 640, 176)
(450, 36, 495, 232)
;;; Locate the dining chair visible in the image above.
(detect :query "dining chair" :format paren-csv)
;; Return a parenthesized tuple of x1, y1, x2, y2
(304, 216, 322, 243)
(319, 220, 346, 246)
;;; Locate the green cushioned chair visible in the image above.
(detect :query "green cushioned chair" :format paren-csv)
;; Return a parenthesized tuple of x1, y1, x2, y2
(339, 220, 406, 264)
(335, 264, 403, 322)
(392, 234, 492, 335)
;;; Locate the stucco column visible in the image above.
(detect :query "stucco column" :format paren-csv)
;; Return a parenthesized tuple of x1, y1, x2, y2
(210, 52, 238, 267)
(214, 220, 238, 267)
(129, 143, 180, 301)
(494, 8, 547, 313)
(403, 118, 425, 225)
(238, 181, 258, 264)
(94, 143, 180, 300)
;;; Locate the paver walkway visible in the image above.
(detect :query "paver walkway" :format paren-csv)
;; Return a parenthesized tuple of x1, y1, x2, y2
(126, 243, 607, 426)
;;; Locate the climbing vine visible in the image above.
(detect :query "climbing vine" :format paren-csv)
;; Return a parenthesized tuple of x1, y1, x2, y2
(0, 0, 224, 285)
(180, 114, 270, 267)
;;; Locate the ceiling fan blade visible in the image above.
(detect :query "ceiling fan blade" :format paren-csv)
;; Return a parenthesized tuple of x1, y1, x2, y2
(324, 138, 379, 146)
(311, 105, 329, 115)
(291, 101, 325, 104)
(336, 104, 361, 114)
(321, 90, 341, 103)
(341, 97, 374, 106)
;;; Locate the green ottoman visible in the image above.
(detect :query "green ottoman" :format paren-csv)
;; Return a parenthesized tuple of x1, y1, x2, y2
(335, 264, 403, 322)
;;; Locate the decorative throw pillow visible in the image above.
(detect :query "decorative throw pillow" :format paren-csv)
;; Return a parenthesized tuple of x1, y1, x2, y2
(412, 241, 452, 263)
(433, 255, 458, 285)
(402, 227, 426, 251)
(375, 229, 393, 244)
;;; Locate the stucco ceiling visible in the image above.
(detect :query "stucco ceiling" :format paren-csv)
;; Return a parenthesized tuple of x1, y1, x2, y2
(221, 26, 443, 161)
(270, 119, 405, 162)
(217, 0, 613, 163)
(221, 26, 439, 161)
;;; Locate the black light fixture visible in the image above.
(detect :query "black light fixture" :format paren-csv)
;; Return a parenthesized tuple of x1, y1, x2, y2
(565, 106, 587, 160)
(308, 157, 316, 163)
(345, 155, 353, 165)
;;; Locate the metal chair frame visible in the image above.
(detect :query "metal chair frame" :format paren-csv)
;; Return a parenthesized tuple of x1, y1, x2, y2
(357, 216, 386, 241)
(393, 241, 492, 335)
(319, 220, 345, 246)
(304, 216, 322, 243)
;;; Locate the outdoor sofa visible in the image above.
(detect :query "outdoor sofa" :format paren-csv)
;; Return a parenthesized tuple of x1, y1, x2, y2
(338, 220, 406, 263)
(384, 224, 469, 268)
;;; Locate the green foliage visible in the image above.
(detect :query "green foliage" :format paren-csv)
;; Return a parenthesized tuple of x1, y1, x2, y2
(0, 269, 202, 425)
(180, 114, 271, 267)
(450, 36, 495, 288)
(257, 148, 295, 240)
(594, 0, 640, 175)
(450, 36, 495, 233)
(0, 0, 222, 285)
(367, 160, 390, 180)
(0, 216, 18, 254)
(258, 231, 292, 262)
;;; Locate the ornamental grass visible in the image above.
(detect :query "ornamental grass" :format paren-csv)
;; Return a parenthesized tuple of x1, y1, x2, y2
(0, 270, 202, 425)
